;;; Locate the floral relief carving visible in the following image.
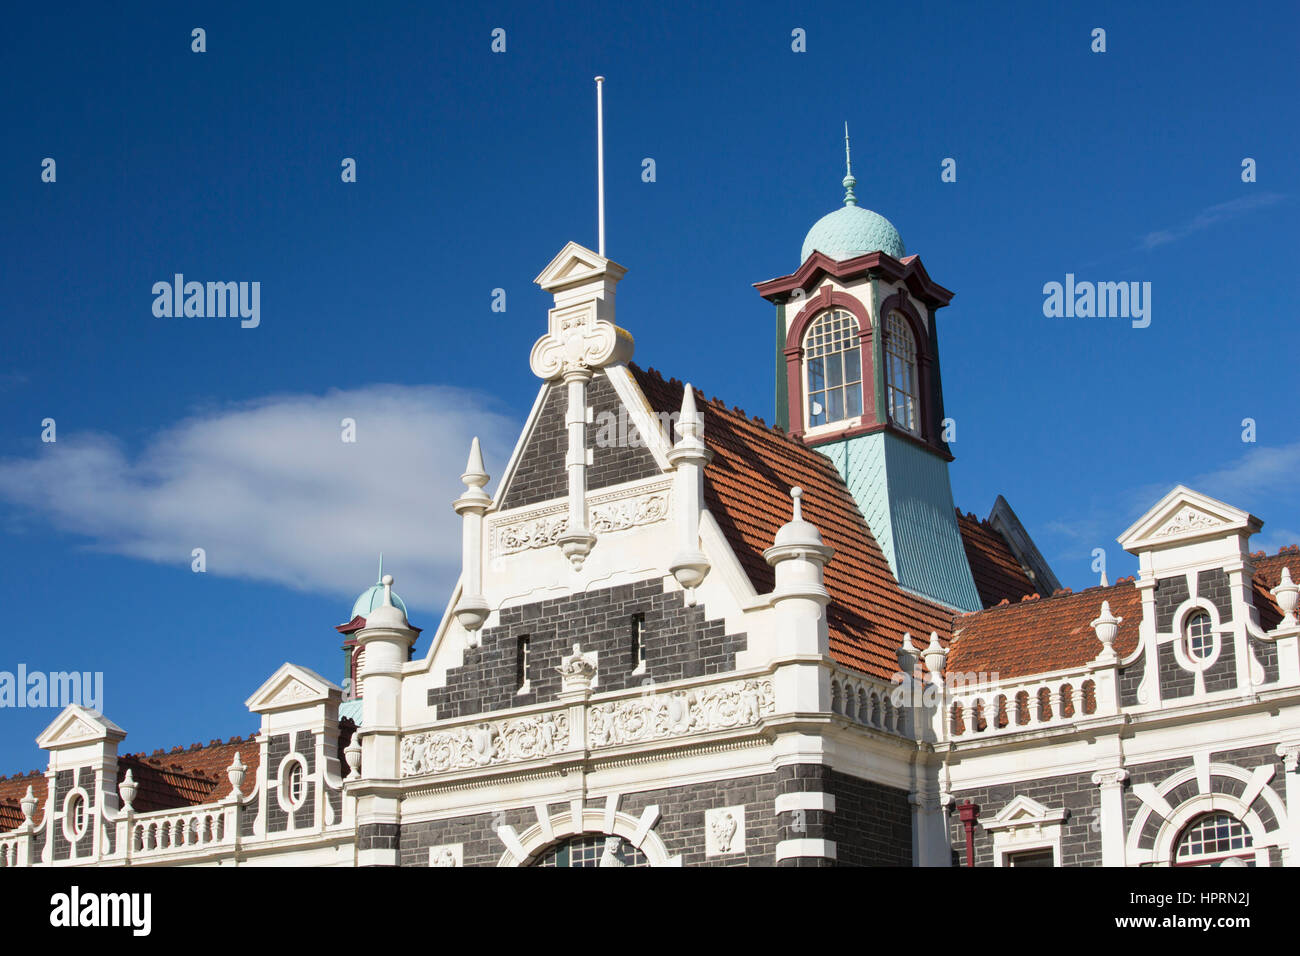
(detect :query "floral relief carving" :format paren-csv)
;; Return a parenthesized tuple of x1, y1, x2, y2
(492, 484, 671, 557)
(587, 678, 775, 749)
(1155, 506, 1220, 538)
(401, 712, 570, 776)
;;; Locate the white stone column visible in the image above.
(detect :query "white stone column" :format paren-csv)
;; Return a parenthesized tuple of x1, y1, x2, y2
(557, 368, 597, 568)
(1276, 743, 1300, 866)
(1091, 768, 1129, 866)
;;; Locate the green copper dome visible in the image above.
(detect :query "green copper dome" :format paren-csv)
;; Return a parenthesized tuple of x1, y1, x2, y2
(801, 125, 906, 263)
(350, 558, 408, 620)
(801, 204, 905, 263)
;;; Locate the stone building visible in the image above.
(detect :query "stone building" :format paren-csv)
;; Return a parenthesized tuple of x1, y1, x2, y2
(2, 160, 1297, 868)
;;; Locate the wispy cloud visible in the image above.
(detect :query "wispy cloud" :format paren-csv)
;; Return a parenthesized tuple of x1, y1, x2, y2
(1141, 193, 1287, 250)
(0, 386, 521, 611)
(1039, 440, 1300, 581)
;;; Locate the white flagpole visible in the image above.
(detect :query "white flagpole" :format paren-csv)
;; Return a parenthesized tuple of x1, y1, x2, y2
(595, 75, 606, 257)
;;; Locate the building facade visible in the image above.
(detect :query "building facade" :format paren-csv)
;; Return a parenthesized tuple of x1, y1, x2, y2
(2, 170, 1297, 868)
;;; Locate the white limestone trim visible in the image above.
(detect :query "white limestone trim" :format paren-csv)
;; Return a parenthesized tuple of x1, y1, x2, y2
(603, 364, 675, 472)
(981, 795, 1067, 867)
(1131, 783, 1175, 820)
(774, 838, 837, 862)
(495, 823, 528, 862)
(1149, 795, 1273, 867)
(1166, 597, 1226, 678)
(705, 806, 745, 856)
(275, 753, 309, 814)
(486, 476, 673, 560)
(497, 806, 680, 866)
(775, 792, 836, 813)
(357, 847, 398, 867)
(1193, 751, 1211, 795)
(1125, 762, 1289, 865)
(428, 843, 463, 866)
(61, 786, 90, 845)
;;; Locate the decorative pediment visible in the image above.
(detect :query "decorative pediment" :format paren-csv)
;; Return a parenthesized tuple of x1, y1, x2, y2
(245, 662, 339, 713)
(530, 242, 634, 381)
(534, 241, 626, 293)
(1119, 485, 1261, 553)
(36, 704, 126, 750)
(983, 794, 1068, 832)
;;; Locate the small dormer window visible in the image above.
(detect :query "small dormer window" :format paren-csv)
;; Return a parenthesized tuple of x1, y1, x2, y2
(884, 311, 919, 435)
(804, 309, 862, 428)
(1185, 610, 1214, 660)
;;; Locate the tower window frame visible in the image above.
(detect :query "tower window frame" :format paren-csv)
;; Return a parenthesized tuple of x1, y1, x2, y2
(802, 308, 864, 431)
(883, 310, 921, 436)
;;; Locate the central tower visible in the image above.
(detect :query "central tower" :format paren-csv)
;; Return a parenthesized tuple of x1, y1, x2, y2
(754, 131, 980, 611)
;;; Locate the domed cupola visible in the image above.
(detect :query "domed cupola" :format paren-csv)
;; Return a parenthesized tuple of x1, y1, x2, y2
(349, 558, 408, 621)
(800, 127, 905, 262)
(754, 126, 981, 613)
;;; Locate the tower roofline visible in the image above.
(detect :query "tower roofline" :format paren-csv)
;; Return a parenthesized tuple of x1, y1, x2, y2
(754, 249, 954, 307)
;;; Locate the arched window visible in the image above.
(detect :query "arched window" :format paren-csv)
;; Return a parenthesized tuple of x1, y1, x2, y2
(1185, 610, 1214, 660)
(884, 311, 920, 435)
(529, 834, 650, 867)
(803, 309, 863, 428)
(1174, 812, 1253, 866)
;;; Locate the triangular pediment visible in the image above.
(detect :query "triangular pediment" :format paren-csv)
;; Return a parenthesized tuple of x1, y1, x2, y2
(1119, 485, 1261, 553)
(534, 241, 627, 292)
(36, 704, 126, 750)
(984, 794, 1068, 830)
(245, 662, 339, 713)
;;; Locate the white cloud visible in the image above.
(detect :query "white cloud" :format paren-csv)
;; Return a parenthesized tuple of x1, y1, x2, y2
(0, 385, 522, 613)
(1141, 193, 1287, 249)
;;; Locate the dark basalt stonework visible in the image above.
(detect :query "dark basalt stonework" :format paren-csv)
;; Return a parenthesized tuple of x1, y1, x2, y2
(498, 371, 662, 511)
(426, 578, 748, 720)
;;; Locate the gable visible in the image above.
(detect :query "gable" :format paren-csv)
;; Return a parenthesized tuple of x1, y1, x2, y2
(497, 371, 663, 511)
(1119, 485, 1260, 552)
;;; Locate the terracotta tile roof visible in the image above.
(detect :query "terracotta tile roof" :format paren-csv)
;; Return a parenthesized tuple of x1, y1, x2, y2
(632, 364, 960, 680)
(0, 770, 47, 831)
(956, 511, 1038, 608)
(947, 582, 1143, 679)
(1250, 549, 1299, 630)
(116, 736, 261, 812)
(948, 548, 1300, 680)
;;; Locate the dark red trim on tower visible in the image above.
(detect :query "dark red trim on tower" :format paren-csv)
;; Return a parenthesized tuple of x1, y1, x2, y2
(755, 251, 954, 308)
(782, 286, 875, 438)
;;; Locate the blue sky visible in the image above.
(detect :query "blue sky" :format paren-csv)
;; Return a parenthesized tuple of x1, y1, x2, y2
(0, 1, 1296, 771)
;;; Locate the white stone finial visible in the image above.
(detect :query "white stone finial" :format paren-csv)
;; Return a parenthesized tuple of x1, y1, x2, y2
(897, 632, 919, 675)
(21, 784, 38, 822)
(1091, 600, 1122, 662)
(463, 437, 488, 489)
(226, 752, 246, 794)
(344, 732, 362, 781)
(790, 487, 803, 520)
(922, 632, 947, 681)
(118, 769, 138, 811)
(1273, 567, 1299, 626)
(381, 574, 395, 606)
